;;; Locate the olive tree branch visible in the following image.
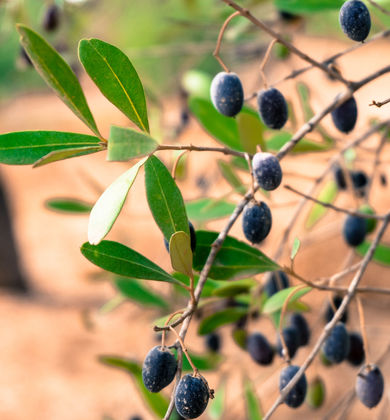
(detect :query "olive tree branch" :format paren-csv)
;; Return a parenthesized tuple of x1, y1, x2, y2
(156, 143, 250, 159)
(368, 0, 390, 17)
(284, 184, 387, 220)
(263, 214, 390, 420)
(221, 0, 351, 86)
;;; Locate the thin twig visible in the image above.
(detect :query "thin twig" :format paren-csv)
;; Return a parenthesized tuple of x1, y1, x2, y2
(368, 0, 390, 17)
(284, 184, 387, 220)
(356, 295, 371, 363)
(213, 11, 241, 72)
(259, 38, 277, 88)
(263, 215, 390, 420)
(222, 0, 351, 86)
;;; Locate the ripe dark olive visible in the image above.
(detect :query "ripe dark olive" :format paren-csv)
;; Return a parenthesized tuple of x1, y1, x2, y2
(339, 0, 371, 42)
(252, 152, 282, 191)
(356, 365, 384, 408)
(210, 72, 244, 117)
(279, 365, 307, 408)
(175, 374, 210, 418)
(257, 88, 288, 130)
(142, 346, 177, 393)
(242, 201, 272, 244)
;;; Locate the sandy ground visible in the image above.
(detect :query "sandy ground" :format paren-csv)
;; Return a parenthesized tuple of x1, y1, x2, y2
(1, 33, 390, 420)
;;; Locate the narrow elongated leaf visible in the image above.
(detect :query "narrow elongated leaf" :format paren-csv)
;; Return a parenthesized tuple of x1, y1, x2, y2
(33, 145, 103, 167)
(237, 108, 266, 153)
(99, 356, 169, 418)
(198, 307, 248, 335)
(169, 231, 193, 277)
(356, 241, 390, 266)
(212, 279, 257, 297)
(244, 379, 263, 420)
(189, 96, 242, 151)
(17, 25, 100, 136)
(45, 198, 92, 214)
(81, 240, 180, 285)
(79, 38, 149, 132)
(172, 272, 221, 298)
(263, 286, 312, 314)
(306, 377, 326, 409)
(88, 158, 146, 245)
(145, 155, 189, 241)
(189, 98, 261, 152)
(305, 180, 338, 229)
(267, 132, 331, 153)
(193, 231, 279, 280)
(114, 277, 168, 309)
(275, 0, 343, 13)
(0, 131, 101, 165)
(186, 198, 236, 222)
(291, 238, 301, 261)
(218, 160, 246, 194)
(107, 125, 157, 161)
(172, 349, 222, 372)
(209, 380, 226, 420)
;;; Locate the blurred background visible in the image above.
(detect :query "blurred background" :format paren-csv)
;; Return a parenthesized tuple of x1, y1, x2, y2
(1, 0, 390, 419)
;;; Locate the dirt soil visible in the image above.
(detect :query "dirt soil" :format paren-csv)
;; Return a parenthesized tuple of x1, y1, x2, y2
(1, 34, 390, 420)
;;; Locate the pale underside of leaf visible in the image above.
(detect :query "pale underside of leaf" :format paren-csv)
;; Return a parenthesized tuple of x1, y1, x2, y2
(88, 157, 147, 245)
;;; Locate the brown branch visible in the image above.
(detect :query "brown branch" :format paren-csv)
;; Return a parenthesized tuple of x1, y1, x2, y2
(156, 143, 250, 159)
(284, 184, 387, 220)
(370, 97, 390, 108)
(213, 11, 241, 72)
(368, 0, 390, 17)
(263, 215, 390, 420)
(222, 0, 351, 86)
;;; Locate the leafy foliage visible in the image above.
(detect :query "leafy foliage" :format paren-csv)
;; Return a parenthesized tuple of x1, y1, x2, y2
(79, 38, 149, 132)
(17, 25, 100, 136)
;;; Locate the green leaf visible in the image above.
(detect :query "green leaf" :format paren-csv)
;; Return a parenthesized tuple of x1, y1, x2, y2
(99, 355, 168, 418)
(232, 328, 248, 349)
(107, 125, 157, 161)
(290, 238, 301, 261)
(189, 98, 261, 152)
(33, 145, 103, 167)
(17, 25, 100, 136)
(81, 240, 180, 285)
(189, 96, 242, 151)
(193, 231, 279, 280)
(169, 231, 193, 277)
(267, 132, 331, 153)
(212, 279, 257, 297)
(45, 198, 92, 214)
(114, 277, 168, 309)
(0, 131, 101, 165)
(275, 0, 343, 14)
(186, 198, 236, 222)
(88, 158, 147, 245)
(209, 380, 226, 419)
(306, 377, 326, 409)
(145, 155, 189, 241)
(218, 160, 246, 194)
(172, 349, 222, 372)
(231, 156, 249, 171)
(181, 70, 212, 99)
(356, 241, 390, 266)
(263, 286, 312, 314)
(244, 379, 263, 420)
(172, 272, 221, 298)
(236, 108, 266, 153)
(305, 180, 338, 229)
(99, 294, 126, 315)
(296, 82, 314, 121)
(198, 307, 248, 335)
(79, 38, 149, 132)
